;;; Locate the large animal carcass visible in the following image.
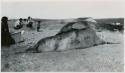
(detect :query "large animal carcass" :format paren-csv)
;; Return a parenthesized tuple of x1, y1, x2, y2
(26, 17, 105, 53)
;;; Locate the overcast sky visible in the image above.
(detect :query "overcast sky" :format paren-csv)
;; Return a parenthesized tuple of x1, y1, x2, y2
(1, 1, 125, 19)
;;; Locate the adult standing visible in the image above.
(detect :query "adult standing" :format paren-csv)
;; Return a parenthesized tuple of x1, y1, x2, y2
(1, 16, 15, 46)
(37, 21, 41, 32)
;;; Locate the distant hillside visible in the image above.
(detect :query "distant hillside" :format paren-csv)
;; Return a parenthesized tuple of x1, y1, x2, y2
(94, 18, 124, 32)
(95, 18, 124, 24)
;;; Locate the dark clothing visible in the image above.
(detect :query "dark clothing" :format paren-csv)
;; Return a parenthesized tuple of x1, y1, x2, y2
(14, 25, 23, 29)
(37, 27, 40, 32)
(27, 22, 33, 28)
(37, 22, 40, 32)
(14, 21, 23, 30)
(1, 21, 15, 46)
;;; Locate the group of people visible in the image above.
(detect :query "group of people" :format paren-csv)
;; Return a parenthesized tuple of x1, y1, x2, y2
(14, 16, 41, 32)
(1, 16, 41, 47)
(14, 16, 33, 29)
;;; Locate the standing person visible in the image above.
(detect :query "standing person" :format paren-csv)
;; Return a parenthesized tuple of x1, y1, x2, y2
(1, 16, 15, 46)
(37, 21, 41, 32)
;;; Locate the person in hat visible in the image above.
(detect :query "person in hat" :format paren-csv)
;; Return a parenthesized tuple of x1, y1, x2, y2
(1, 16, 15, 46)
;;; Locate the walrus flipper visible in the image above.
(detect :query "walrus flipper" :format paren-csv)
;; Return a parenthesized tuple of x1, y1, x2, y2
(25, 42, 41, 53)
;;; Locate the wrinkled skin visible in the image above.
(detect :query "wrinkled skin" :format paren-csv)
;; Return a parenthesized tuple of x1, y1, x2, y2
(26, 28, 104, 53)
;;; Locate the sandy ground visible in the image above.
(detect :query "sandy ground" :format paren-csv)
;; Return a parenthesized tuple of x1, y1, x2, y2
(1, 27, 124, 72)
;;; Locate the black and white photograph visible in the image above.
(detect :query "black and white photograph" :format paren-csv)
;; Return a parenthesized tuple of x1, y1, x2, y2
(1, 0, 124, 72)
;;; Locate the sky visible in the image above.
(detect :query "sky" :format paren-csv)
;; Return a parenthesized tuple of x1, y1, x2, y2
(1, 0, 125, 19)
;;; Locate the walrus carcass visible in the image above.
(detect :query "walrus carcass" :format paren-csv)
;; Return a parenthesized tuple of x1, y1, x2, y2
(26, 28, 105, 53)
